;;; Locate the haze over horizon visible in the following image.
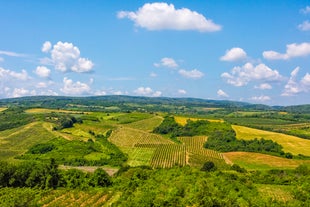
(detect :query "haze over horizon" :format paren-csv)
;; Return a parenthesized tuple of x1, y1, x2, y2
(0, 1, 310, 105)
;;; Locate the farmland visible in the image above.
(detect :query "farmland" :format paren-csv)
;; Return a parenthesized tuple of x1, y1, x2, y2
(233, 125, 310, 156)
(0, 96, 309, 206)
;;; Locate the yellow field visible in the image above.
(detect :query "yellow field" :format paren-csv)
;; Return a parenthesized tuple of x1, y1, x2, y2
(174, 116, 223, 126)
(25, 108, 88, 114)
(232, 125, 310, 156)
(0, 107, 7, 112)
(224, 152, 310, 170)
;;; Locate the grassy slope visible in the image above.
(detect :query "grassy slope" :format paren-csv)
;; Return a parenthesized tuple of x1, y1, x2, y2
(224, 152, 310, 170)
(0, 122, 57, 162)
(232, 125, 310, 156)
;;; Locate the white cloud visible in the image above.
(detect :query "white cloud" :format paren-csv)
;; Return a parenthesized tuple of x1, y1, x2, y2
(12, 88, 36, 98)
(254, 83, 272, 90)
(300, 6, 310, 14)
(60, 77, 91, 95)
(178, 69, 204, 79)
(154, 57, 178, 68)
(0, 67, 29, 81)
(217, 89, 229, 97)
(37, 89, 58, 96)
(133, 86, 162, 97)
(178, 89, 187, 95)
(250, 95, 271, 102)
(298, 20, 310, 31)
(152, 91, 162, 97)
(35, 66, 51, 78)
(0, 50, 26, 57)
(117, 2, 221, 32)
(113, 91, 124, 95)
(282, 67, 310, 96)
(220, 47, 247, 62)
(94, 90, 107, 96)
(0, 57, 4, 62)
(263, 42, 310, 60)
(150, 72, 157, 77)
(221, 63, 282, 86)
(42, 41, 52, 53)
(43, 41, 94, 73)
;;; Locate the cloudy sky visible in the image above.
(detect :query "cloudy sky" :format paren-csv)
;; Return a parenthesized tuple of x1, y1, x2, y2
(0, 1, 310, 105)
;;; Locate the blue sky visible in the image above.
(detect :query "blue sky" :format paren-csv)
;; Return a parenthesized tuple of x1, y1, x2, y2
(0, 0, 310, 105)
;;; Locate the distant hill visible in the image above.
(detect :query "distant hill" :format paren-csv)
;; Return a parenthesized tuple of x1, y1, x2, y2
(0, 95, 267, 110)
(0, 95, 308, 113)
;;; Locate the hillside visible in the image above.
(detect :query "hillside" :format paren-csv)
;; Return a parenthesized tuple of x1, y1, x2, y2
(0, 99, 309, 206)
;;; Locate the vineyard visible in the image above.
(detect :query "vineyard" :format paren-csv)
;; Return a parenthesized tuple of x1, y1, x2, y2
(109, 125, 227, 168)
(38, 189, 115, 207)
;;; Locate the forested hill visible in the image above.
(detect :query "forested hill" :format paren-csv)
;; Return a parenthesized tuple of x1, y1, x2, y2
(0, 95, 308, 113)
(0, 95, 269, 111)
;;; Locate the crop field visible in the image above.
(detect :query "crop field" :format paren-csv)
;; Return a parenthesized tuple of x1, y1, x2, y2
(0, 122, 57, 161)
(257, 184, 293, 202)
(38, 189, 113, 207)
(0, 107, 7, 112)
(232, 125, 310, 156)
(150, 144, 186, 168)
(25, 108, 87, 114)
(174, 116, 223, 126)
(224, 152, 310, 170)
(125, 116, 163, 131)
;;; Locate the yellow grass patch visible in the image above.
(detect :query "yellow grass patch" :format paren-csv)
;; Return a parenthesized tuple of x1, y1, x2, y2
(278, 111, 288, 115)
(174, 116, 223, 126)
(0, 107, 7, 112)
(232, 125, 310, 156)
(25, 108, 88, 114)
(224, 152, 310, 170)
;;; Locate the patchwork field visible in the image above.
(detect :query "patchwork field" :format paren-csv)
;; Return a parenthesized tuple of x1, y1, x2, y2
(174, 116, 223, 126)
(232, 125, 310, 156)
(0, 122, 57, 162)
(224, 152, 310, 170)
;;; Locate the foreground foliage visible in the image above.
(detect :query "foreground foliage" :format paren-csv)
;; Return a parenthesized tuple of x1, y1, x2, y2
(0, 163, 309, 206)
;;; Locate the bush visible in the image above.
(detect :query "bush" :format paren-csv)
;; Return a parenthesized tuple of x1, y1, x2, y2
(201, 161, 217, 172)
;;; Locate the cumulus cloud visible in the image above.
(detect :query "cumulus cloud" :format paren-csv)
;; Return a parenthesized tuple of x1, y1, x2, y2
(133, 86, 162, 97)
(178, 89, 187, 95)
(11, 88, 37, 98)
(94, 90, 107, 96)
(221, 63, 282, 86)
(263, 42, 310, 60)
(282, 67, 310, 96)
(42, 41, 52, 53)
(35, 66, 51, 78)
(254, 83, 272, 90)
(42, 41, 94, 73)
(178, 69, 204, 79)
(298, 20, 310, 31)
(0, 67, 29, 81)
(117, 2, 221, 32)
(60, 77, 91, 95)
(300, 6, 310, 14)
(154, 57, 178, 68)
(220, 47, 247, 61)
(250, 95, 271, 102)
(217, 89, 229, 97)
